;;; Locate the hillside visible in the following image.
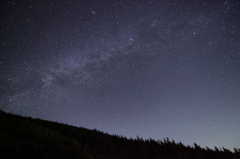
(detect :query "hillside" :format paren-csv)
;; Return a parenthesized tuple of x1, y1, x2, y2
(0, 110, 239, 159)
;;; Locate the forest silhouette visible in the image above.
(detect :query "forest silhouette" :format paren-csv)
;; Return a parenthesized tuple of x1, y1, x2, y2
(0, 109, 239, 159)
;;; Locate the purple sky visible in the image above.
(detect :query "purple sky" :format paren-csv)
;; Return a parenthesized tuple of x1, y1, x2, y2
(1, 0, 240, 151)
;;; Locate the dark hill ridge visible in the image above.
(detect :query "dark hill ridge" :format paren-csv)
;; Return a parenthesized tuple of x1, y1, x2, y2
(0, 110, 239, 159)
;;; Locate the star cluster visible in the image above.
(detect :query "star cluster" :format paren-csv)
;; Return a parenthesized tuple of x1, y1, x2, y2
(1, 0, 240, 151)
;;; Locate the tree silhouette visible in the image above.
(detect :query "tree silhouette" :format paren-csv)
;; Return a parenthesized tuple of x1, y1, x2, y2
(0, 109, 239, 159)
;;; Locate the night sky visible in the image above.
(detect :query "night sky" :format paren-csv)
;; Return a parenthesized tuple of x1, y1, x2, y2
(1, 0, 240, 151)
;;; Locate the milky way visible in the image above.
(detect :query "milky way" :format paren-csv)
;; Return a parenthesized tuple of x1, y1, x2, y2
(1, 0, 240, 151)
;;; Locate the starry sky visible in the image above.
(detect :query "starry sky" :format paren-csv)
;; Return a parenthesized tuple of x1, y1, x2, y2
(1, 0, 240, 151)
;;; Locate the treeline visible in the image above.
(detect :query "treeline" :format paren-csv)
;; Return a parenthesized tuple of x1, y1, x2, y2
(0, 109, 239, 159)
